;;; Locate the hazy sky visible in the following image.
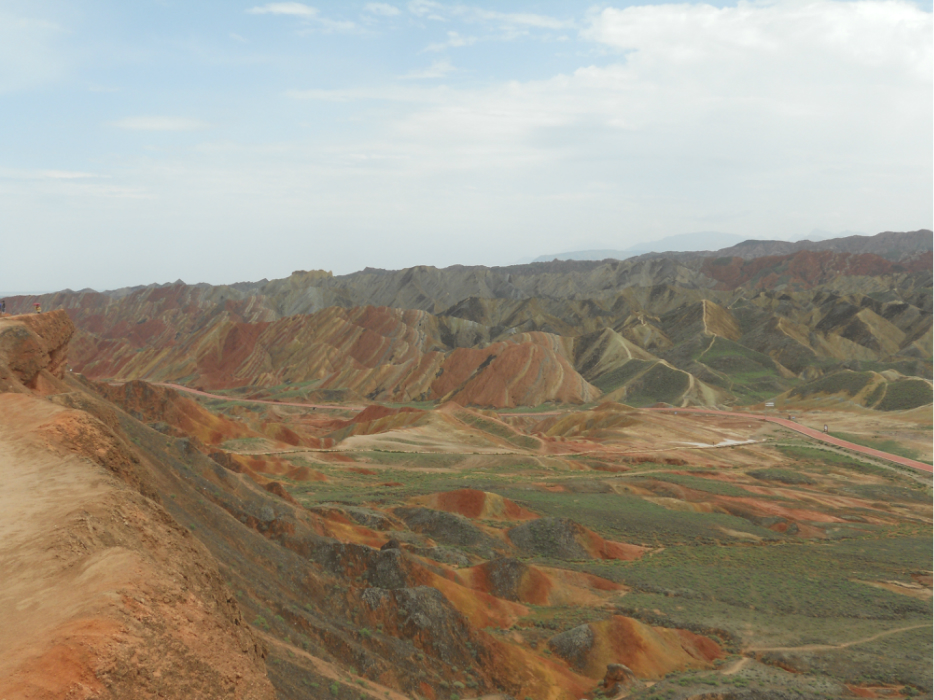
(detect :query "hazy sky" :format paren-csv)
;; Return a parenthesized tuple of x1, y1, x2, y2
(1, 0, 931, 292)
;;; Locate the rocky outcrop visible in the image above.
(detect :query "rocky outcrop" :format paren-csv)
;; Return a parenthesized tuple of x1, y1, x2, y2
(546, 615, 721, 679)
(600, 663, 639, 694)
(548, 624, 595, 670)
(507, 517, 643, 561)
(360, 586, 480, 667)
(394, 506, 506, 556)
(0, 310, 74, 393)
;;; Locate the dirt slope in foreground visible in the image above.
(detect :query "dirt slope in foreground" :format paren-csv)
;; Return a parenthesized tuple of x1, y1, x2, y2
(0, 312, 275, 700)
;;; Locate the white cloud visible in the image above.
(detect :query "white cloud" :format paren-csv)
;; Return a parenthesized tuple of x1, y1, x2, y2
(109, 117, 212, 131)
(364, 3, 401, 17)
(284, 85, 443, 102)
(4, 0, 930, 292)
(0, 12, 66, 93)
(410, 3, 571, 49)
(246, 3, 318, 17)
(399, 60, 455, 79)
(0, 168, 97, 181)
(40, 170, 95, 179)
(424, 30, 477, 51)
(585, 1, 931, 79)
(247, 2, 356, 32)
(408, 0, 446, 21)
(464, 9, 571, 30)
(302, 18, 356, 32)
(276, 0, 931, 244)
(407, 2, 570, 30)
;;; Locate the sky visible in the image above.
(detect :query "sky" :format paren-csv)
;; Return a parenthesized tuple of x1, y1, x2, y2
(0, 0, 931, 292)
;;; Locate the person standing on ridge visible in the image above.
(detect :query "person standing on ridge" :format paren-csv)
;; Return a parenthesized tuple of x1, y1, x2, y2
(0, 299, 5, 314)
(33, 302, 42, 314)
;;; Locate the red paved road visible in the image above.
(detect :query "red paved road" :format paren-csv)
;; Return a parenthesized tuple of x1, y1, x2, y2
(648, 407, 933, 474)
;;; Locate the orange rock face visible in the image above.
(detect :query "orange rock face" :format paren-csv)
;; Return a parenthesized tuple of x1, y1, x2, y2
(72, 306, 599, 408)
(415, 489, 539, 521)
(97, 379, 256, 445)
(0, 310, 75, 394)
(432, 332, 600, 407)
(549, 615, 722, 680)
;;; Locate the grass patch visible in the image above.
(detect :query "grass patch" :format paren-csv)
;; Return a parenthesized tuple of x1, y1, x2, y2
(623, 363, 691, 406)
(591, 360, 654, 394)
(587, 538, 931, 620)
(633, 472, 753, 497)
(748, 468, 816, 486)
(789, 371, 875, 399)
(495, 488, 781, 545)
(776, 444, 888, 476)
(829, 432, 923, 461)
(877, 379, 932, 412)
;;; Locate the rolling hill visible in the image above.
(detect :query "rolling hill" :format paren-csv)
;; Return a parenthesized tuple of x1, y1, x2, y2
(3, 230, 931, 411)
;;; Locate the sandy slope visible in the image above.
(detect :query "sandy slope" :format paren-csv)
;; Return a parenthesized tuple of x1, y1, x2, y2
(0, 392, 274, 699)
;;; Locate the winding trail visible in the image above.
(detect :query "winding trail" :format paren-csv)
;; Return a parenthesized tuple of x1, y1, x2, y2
(647, 407, 933, 473)
(154, 383, 367, 411)
(745, 623, 929, 654)
(155, 382, 931, 473)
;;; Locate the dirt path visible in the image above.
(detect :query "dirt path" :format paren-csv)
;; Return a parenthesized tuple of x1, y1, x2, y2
(158, 383, 930, 473)
(746, 623, 929, 653)
(720, 657, 751, 675)
(155, 382, 367, 411)
(648, 407, 933, 473)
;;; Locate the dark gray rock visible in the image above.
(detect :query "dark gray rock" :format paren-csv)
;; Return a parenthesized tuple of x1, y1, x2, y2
(507, 517, 591, 560)
(547, 624, 594, 670)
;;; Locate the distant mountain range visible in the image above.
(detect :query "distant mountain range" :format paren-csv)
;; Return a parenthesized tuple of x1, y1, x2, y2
(532, 231, 753, 262)
(531, 229, 870, 263)
(4, 228, 930, 411)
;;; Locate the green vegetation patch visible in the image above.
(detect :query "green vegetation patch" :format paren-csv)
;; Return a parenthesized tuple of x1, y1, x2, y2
(697, 336, 773, 369)
(842, 484, 931, 504)
(633, 472, 752, 497)
(876, 379, 932, 412)
(829, 432, 924, 462)
(589, 538, 931, 620)
(800, 623, 933, 689)
(748, 468, 816, 486)
(864, 382, 886, 408)
(690, 337, 790, 402)
(591, 359, 654, 394)
(776, 444, 888, 476)
(789, 370, 875, 398)
(495, 488, 780, 545)
(623, 363, 690, 406)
